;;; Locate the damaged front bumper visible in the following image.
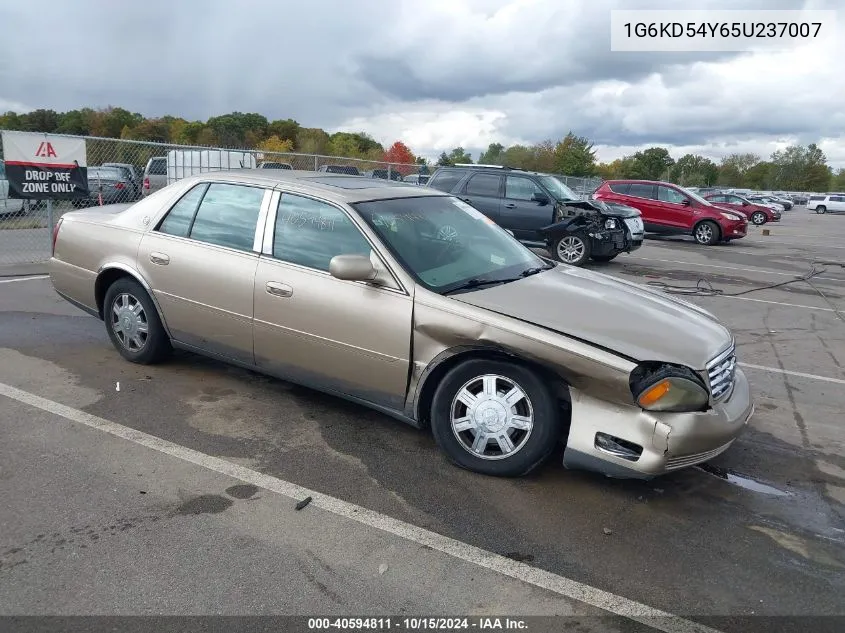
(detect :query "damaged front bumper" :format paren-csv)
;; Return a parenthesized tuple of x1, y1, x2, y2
(562, 368, 754, 478)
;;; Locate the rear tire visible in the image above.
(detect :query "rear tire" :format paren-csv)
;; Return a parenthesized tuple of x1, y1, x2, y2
(816, 206, 826, 214)
(430, 359, 561, 477)
(103, 278, 171, 364)
(693, 221, 720, 246)
(552, 232, 591, 266)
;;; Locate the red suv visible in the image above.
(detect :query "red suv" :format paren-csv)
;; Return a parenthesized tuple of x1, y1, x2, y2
(593, 180, 748, 245)
(703, 193, 780, 225)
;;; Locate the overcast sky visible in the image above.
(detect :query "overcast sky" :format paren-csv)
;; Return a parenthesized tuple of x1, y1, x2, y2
(1, 0, 842, 167)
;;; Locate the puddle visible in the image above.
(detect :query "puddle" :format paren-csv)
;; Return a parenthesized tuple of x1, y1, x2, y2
(696, 464, 792, 497)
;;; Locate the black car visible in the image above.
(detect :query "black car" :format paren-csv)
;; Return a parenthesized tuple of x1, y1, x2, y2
(426, 165, 643, 266)
(317, 164, 360, 175)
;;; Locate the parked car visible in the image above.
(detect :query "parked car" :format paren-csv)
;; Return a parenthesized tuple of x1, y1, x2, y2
(318, 164, 360, 175)
(142, 157, 167, 197)
(102, 162, 142, 200)
(363, 168, 404, 181)
(807, 194, 845, 214)
(48, 169, 753, 479)
(790, 194, 809, 205)
(404, 173, 430, 185)
(747, 195, 786, 213)
(1, 161, 38, 214)
(768, 194, 794, 210)
(427, 165, 643, 266)
(257, 161, 293, 170)
(703, 193, 780, 225)
(74, 166, 133, 207)
(593, 180, 748, 245)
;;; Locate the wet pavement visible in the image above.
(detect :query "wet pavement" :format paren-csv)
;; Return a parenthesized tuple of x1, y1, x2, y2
(1, 208, 844, 630)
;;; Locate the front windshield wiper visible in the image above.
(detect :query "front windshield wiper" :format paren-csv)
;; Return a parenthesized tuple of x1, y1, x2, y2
(443, 277, 522, 295)
(443, 266, 550, 295)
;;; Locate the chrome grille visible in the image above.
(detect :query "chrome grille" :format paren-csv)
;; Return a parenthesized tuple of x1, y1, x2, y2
(706, 344, 737, 401)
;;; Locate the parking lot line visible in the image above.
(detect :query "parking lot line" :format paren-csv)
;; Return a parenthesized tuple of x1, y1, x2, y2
(627, 256, 845, 283)
(0, 275, 49, 284)
(713, 295, 839, 312)
(739, 363, 845, 385)
(0, 380, 722, 633)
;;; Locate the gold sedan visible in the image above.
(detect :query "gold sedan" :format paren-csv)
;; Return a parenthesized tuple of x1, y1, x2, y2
(50, 170, 754, 478)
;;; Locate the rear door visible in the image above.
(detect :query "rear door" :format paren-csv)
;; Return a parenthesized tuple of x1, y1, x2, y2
(458, 172, 503, 222)
(136, 181, 270, 364)
(500, 175, 554, 240)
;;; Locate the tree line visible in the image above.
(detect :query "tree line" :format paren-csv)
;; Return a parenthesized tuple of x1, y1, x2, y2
(2, 107, 842, 191)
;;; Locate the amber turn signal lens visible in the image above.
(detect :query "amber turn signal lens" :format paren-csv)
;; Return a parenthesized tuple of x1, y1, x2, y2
(638, 380, 670, 407)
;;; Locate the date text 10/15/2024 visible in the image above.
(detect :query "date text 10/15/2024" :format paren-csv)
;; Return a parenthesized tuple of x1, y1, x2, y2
(308, 617, 528, 630)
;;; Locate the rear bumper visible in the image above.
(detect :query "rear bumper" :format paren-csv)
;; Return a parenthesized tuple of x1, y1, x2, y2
(562, 368, 754, 479)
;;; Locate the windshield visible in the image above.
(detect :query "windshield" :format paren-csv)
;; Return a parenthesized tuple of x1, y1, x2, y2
(353, 195, 549, 294)
(538, 175, 578, 201)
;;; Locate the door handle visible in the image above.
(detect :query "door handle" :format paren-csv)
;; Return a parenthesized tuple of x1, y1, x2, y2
(150, 252, 170, 265)
(504, 203, 516, 209)
(266, 281, 293, 298)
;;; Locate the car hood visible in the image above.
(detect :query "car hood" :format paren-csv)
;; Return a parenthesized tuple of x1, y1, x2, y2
(453, 264, 731, 370)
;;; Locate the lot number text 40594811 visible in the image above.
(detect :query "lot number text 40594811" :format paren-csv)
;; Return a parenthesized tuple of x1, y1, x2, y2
(307, 617, 528, 630)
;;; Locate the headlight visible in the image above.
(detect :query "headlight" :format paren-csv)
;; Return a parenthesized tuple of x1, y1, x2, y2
(720, 212, 742, 221)
(604, 218, 617, 229)
(629, 364, 709, 412)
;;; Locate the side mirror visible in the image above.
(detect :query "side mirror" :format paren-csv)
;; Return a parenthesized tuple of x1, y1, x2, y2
(531, 192, 550, 205)
(681, 198, 691, 206)
(329, 254, 378, 282)
(741, 201, 748, 206)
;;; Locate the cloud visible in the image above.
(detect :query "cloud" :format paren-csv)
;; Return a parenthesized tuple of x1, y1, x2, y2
(0, 0, 842, 168)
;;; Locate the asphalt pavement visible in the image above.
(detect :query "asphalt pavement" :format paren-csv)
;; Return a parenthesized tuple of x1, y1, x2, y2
(1, 208, 844, 632)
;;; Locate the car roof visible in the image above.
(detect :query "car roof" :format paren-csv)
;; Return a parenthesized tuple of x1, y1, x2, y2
(435, 165, 553, 178)
(603, 179, 676, 186)
(174, 169, 450, 204)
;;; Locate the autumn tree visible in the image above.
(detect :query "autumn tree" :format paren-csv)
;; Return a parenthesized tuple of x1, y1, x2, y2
(257, 135, 295, 155)
(553, 132, 597, 176)
(383, 141, 415, 174)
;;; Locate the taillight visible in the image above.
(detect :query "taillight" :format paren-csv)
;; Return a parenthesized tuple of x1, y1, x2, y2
(52, 218, 63, 256)
(114, 182, 125, 189)
(143, 177, 150, 189)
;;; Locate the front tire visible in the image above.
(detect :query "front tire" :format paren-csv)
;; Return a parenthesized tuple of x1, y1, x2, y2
(693, 220, 720, 245)
(103, 278, 171, 364)
(552, 232, 591, 266)
(751, 211, 767, 225)
(430, 359, 561, 477)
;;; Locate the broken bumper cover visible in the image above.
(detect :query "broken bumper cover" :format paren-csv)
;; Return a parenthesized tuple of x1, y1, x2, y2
(562, 368, 753, 479)
(590, 228, 643, 257)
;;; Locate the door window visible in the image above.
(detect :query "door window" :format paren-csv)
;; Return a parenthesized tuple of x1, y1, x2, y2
(428, 170, 463, 192)
(188, 183, 265, 252)
(156, 183, 208, 238)
(657, 185, 688, 204)
(627, 183, 656, 199)
(465, 173, 501, 197)
(273, 193, 371, 272)
(505, 176, 544, 201)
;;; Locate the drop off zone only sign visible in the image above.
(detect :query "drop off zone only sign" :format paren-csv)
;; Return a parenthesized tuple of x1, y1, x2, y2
(1, 131, 89, 200)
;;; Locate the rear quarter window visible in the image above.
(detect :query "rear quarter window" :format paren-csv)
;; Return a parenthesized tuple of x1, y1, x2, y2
(428, 170, 463, 193)
(148, 159, 167, 176)
(608, 183, 630, 194)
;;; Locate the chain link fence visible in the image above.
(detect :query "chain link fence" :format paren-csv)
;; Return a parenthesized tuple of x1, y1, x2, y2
(0, 132, 603, 266)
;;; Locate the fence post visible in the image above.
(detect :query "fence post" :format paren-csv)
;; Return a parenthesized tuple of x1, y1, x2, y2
(387, 164, 392, 181)
(47, 199, 54, 239)
(314, 155, 319, 171)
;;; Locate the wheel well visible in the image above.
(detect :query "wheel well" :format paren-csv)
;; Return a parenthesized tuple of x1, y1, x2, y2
(693, 219, 721, 240)
(415, 348, 572, 433)
(94, 268, 133, 319)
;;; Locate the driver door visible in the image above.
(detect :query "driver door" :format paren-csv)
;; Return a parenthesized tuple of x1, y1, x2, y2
(252, 191, 413, 410)
(655, 184, 694, 230)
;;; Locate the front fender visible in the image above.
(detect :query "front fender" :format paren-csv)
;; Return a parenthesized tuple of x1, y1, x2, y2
(539, 215, 590, 237)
